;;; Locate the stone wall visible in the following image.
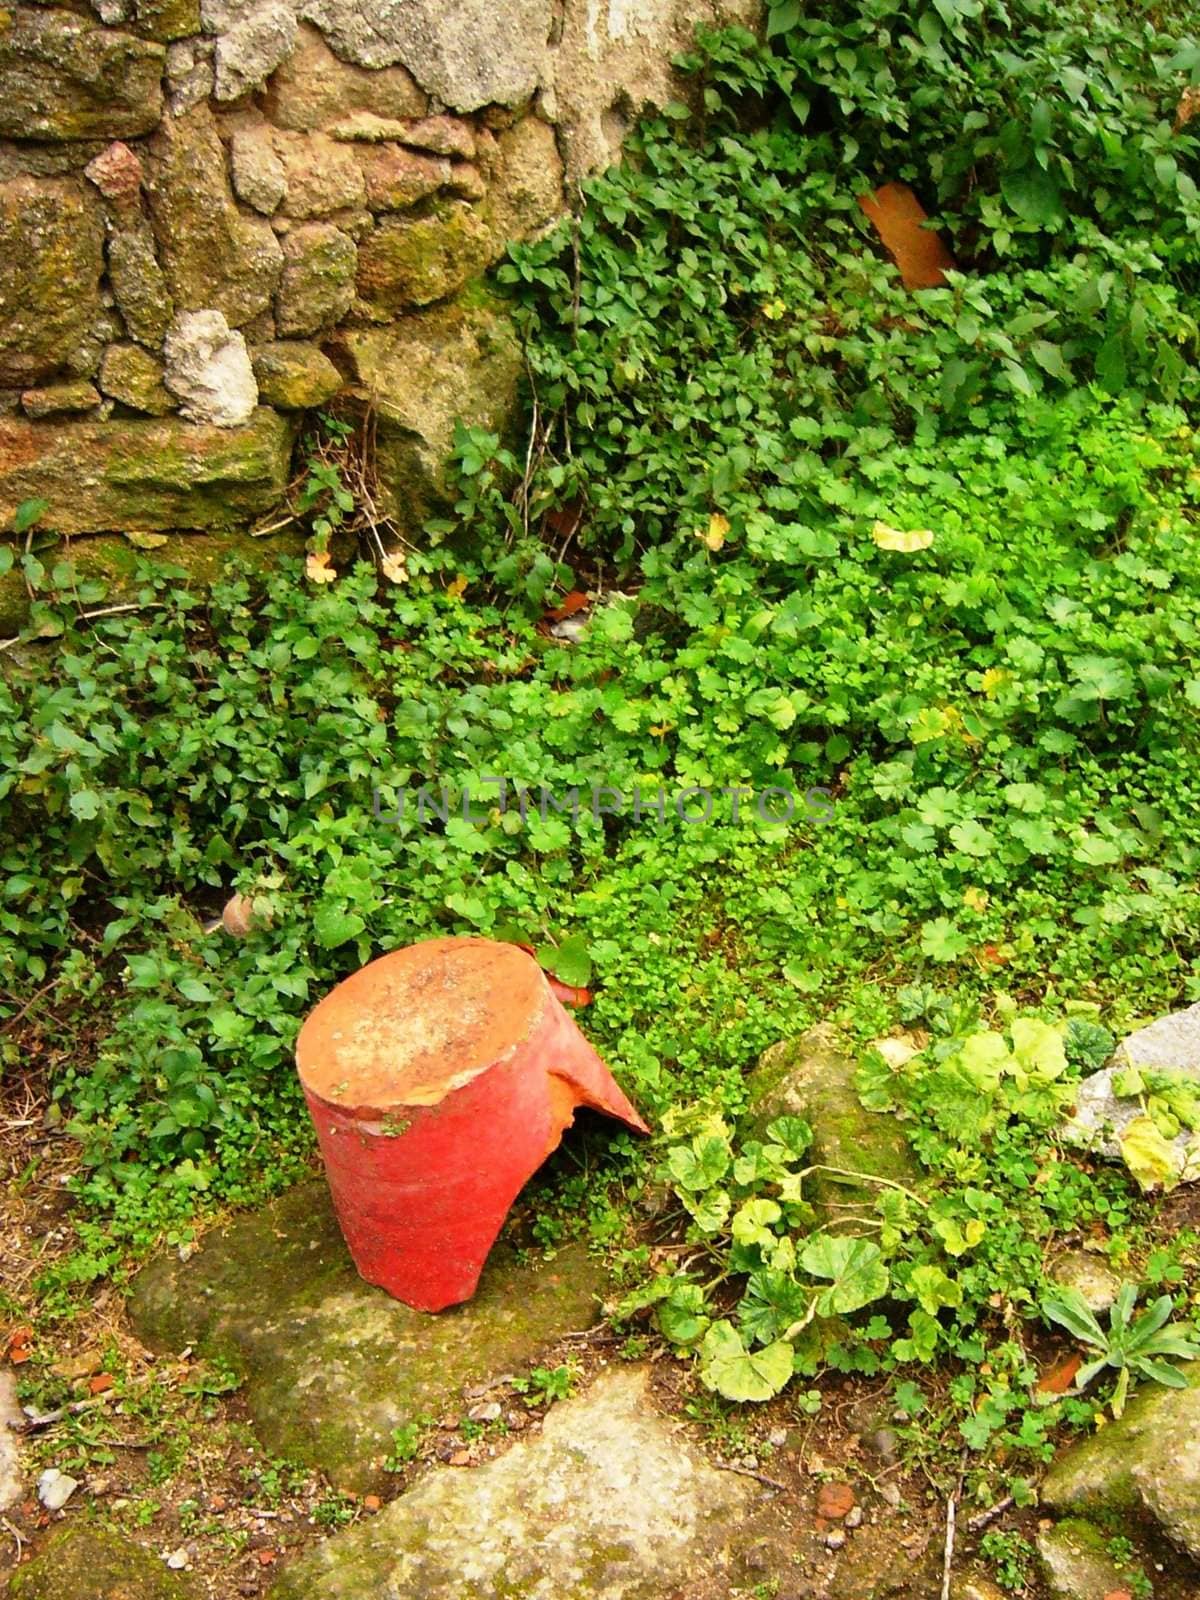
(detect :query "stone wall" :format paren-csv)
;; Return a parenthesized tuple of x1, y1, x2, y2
(0, 0, 758, 599)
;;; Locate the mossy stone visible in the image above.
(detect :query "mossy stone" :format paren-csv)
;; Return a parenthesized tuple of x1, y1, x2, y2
(99, 344, 176, 415)
(1037, 1516, 1149, 1600)
(745, 1025, 924, 1217)
(0, 10, 164, 141)
(267, 1367, 755, 1600)
(355, 202, 495, 314)
(0, 409, 297, 538)
(146, 106, 282, 327)
(335, 286, 521, 532)
(128, 1181, 606, 1493)
(251, 341, 343, 409)
(276, 224, 357, 337)
(0, 177, 105, 387)
(1042, 1362, 1200, 1559)
(108, 223, 175, 349)
(134, 0, 202, 43)
(9, 1524, 198, 1600)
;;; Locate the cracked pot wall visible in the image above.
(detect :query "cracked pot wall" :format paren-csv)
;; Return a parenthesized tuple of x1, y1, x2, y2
(0, 0, 759, 611)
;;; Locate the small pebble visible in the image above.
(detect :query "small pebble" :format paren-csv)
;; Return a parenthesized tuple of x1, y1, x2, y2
(36, 1469, 79, 1512)
(844, 1504, 864, 1529)
(766, 1427, 789, 1448)
(825, 1528, 847, 1550)
(468, 1400, 502, 1423)
(880, 1482, 902, 1509)
(165, 1546, 190, 1570)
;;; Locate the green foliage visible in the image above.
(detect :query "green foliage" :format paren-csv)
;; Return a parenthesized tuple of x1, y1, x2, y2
(623, 1016, 1185, 1463)
(1041, 1281, 1200, 1414)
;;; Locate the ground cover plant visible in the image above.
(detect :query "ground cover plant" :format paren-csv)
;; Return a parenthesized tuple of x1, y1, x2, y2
(4, 0, 1200, 1586)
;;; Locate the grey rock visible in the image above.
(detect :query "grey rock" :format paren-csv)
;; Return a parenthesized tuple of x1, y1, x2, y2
(0, 1372, 23, 1512)
(1049, 1249, 1122, 1315)
(297, 0, 552, 111)
(165, 38, 215, 114)
(0, 10, 164, 142)
(37, 1467, 80, 1511)
(267, 1367, 754, 1599)
(163, 310, 258, 426)
(1043, 1362, 1200, 1562)
(213, 0, 298, 101)
(128, 1180, 605, 1494)
(1064, 1004, 1200, 1177)
(229, 126, 287, 214)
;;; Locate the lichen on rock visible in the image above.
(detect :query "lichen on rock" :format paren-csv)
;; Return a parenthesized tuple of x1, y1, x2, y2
(128, 1180, 605, 1493)
(0, 176, 105, 387)
(0, 9, 164, 141)
(355, 201, 495, 314)
(9, 1523, 199, 1600)
(335, 286, 521, 530)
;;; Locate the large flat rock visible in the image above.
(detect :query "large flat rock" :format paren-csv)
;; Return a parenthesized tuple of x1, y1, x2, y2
(0, 409, 296, 535)
(267, 1366, 756, 1600)
(9, 1524, 197, 1600)
(128, 1181, 604, 1493)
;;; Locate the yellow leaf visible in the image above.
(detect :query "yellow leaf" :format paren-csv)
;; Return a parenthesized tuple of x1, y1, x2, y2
(380, 551, 407, 585)
(872, 521, 935, 553)
(1120, 1114, 1182, 1193)
(123, 531, 168, 550)
(305, 549, 337, 584)
(446, 575, 468, 600)
(963, 886, 989, 912)
(979, 667, 1009, 696)
(698, 513, 730, 551)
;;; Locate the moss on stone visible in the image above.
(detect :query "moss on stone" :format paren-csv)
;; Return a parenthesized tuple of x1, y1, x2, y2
(251, 342, 343, 409)
(1042, 1362, 1200, 1558)
(128, 1182, 605, 1493)
(0, 409, 297, 539)
(355, 202, 495, 314)
(9, 1524, 199, 1600)
(0, 177, 105, 388)
(745, 1026, 924, 1215)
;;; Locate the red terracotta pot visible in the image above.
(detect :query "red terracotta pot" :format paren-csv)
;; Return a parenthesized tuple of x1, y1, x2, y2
(295, 936, 649, 1312)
